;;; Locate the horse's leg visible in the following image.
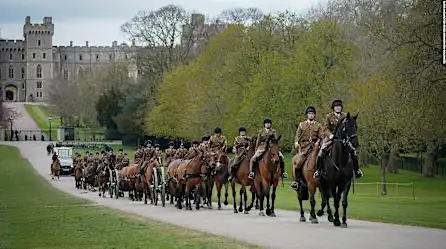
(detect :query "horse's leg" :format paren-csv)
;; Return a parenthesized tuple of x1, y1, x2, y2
(216, 181, 222, 209)
(333, 186, 342, 227)
(265, 180, 272, 216)
(207, 179, 214, 209)
(243, 184, 249, 214)
(238, 187, 243, 213)
(231, 180, 238, 213)
(309, 187, 318, 223)
(341, 181, 352, 228)
(223, 181, 229, 206)
(317, 197, 326, 217)
(185, 184, 191, 210)
(270, 185, 277, 217)
(256, 179, 265, 216)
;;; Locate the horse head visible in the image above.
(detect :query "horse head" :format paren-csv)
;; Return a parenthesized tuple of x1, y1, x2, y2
(266, 135, 281, 164)
(205, 151, 217, 168)
(334, 112, 359, 150)
(149, 158, 160, 168)
(214, 150, 227, 171)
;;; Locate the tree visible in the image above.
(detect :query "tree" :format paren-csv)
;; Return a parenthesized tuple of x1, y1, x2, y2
(47, 77, 80, 126)
(215, 7, 264, 25)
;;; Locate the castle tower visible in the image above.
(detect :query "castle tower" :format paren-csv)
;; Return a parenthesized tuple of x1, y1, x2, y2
(23, 16, 54, 102)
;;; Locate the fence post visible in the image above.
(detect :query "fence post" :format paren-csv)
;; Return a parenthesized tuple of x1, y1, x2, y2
(377, 182, 379, 199)
(396, 183, 399, 200)
(412, 183, 415, 200)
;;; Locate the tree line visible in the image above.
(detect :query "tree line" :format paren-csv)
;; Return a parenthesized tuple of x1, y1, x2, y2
(47, 1, 445, 177)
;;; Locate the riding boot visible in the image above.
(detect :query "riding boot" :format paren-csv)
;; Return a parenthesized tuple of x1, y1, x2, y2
(248, 160, 256, 179)
(280, 160, 288, 179)
(290, 167, 301, 190)
(228, 166, 236, 181)
(352, 155, 363, 179)
(313, 155, 324, 179)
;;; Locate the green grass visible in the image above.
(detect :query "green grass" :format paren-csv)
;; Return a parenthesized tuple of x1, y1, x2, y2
(24, 104, 105, 141)
(0, 145, 259, 249)
(73, 146, 446, 229)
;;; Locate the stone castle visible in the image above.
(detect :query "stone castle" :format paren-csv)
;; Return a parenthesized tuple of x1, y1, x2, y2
(0, 14, 225, 102)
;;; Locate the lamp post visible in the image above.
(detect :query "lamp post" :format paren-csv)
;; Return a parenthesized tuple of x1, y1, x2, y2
(8, 116, 13, 141)
(48, 116, 52, 141)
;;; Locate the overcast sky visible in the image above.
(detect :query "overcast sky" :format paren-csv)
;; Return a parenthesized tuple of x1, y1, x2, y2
(0, 0, 326, 46)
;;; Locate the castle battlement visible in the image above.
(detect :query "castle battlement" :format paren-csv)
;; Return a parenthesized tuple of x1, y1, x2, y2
(0, 40, 25, 51)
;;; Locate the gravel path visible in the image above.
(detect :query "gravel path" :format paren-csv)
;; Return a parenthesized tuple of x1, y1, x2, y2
(1, 103, 446, 249)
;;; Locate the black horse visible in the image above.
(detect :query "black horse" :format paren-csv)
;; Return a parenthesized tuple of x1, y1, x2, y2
(319, 112, 358, 228)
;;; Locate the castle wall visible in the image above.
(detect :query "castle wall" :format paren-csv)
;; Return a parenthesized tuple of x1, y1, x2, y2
(0, 14, 223, 102)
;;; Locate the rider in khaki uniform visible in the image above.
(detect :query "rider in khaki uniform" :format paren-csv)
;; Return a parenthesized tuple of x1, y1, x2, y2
(208, 127, 227, 153)
(83, 151, 90, 163)
(165, 141, 176, 164)
(199, 134, 211, 152)
(290, 106, 324, 190)
(116, 148, 124, 165)
(314, 99, 363, 179)
(122, 153, 130, 167)
(144, 140, 156, 160)
(248, 118, 287, 180)
(93, 152, 100, 165)
(175, 141, 188, 159)
(228, 126, 251, 181)
(185, 140, 200, 159)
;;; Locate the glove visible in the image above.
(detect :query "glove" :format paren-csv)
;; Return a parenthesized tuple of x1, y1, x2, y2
(329, 134, 334, 140)
(232, 148, 236, 154)
(294, 142, 299, 148)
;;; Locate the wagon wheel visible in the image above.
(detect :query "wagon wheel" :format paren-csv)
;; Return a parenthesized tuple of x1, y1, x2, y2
(108, 169, 114, 198)
(160, 167, 166, 207)
(152, 167, 159, 206)
(115, 169, 120, 199)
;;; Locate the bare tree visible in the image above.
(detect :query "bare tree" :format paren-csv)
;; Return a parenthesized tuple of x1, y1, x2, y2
(214, 7, 264, 25)
(47, 77, 79, 126)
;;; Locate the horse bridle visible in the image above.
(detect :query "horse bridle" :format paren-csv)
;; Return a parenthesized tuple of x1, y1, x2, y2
(334, 119, 358, 155)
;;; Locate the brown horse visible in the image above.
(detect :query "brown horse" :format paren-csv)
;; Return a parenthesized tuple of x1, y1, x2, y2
(140, 158, 161, 204)
(208, 150, 230, 210)
(230, 137, 257, 214)
(176, 150, 210, 210)
(84, 160, 98, 190)
(292, 142, 332, 223)
(167, 159, 185, 208)
(254, 135, 282, 217)
(51, 159, 61, 180)
(120, 152, 146, 201)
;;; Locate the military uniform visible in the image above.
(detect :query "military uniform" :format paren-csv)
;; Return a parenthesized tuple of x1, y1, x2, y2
(208, 135, 227, 153)
(144, 147, 156, 160)
(165, 147, 176, 159)
(294, 120, 324, 168)
(122, 154, 130, 168)
(134, 148, 143, 163)
(175, 146, 188, 159)
(228, 133, 251, 181)
(249, 119, 287, 179)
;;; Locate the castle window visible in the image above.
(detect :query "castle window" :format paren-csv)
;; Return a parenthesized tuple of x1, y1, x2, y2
(43, 53, 46, 59)
(22, 54, 25, 60)
(79, 54, 82, 61)
(22, 83, 25, 89)
(96, 54, 99, 61)
(38, 40, 41, 46)
(36, 82, 42, 89)
(36, 92, 43, 98)
(125, 54, 128, 60)
(0, 68, 2, 79)
(64, 54, 67, 60)
(8, 66, 14, 79)
(21, 67, 25, 79)
(33, 53, 36, 59)
(109, 54, 112, 60)
(63, 67, 69, 80)
(36, 65, 42, 78)
(9, 54, 12, 60)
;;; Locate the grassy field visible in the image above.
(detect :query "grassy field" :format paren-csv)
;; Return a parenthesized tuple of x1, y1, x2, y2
(74, 146, 446, 229)
(24, 104, 104, 141)
(0, 145, 259, 249)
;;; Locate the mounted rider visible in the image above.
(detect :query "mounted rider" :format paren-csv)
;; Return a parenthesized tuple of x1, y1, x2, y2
(208, 127, 227, 153)
(116, 148, 124, 165)
(248, 118, 287, 180)
(154, 144, 163, 164)
(185, 140, 200, 159)
(314, 99, 363, 179)
(228, 126, 251, 181)
(134, 145, 143, 163)
(83, 151, 90, 163)
(101, 151, 107, 163)
(198, 134, 211, 152)
(175, 141, 188, 159)
(144, 140, 156, 160)
(291, 106, 324, 190)
(165, 141, 176, 164)
(93, 152, 100, 165)
(122, 153, 130, 167)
